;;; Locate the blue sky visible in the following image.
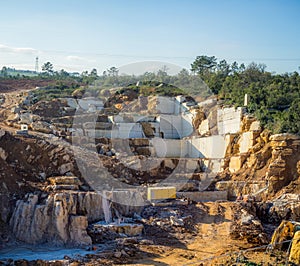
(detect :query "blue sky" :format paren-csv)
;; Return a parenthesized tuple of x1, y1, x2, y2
(0, 0, 299, 74)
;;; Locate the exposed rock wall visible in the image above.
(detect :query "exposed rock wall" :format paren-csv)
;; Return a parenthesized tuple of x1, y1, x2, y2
(220, 127, 300, 201)
(0, 130, 78, 224)
(267, 134, 300, 194)
(9, 189, 145, 246)
(9, 191, 104, 246)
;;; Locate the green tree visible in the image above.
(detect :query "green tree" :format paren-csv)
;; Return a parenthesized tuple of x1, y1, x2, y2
(41, 62, 54, 75)
(177, 68, 190, 84)
(107, 67, 118, 77)
(231, 61, 239, 73)
(157, 65, 169, 82)
(59, 69, 69, 78)
(190, 55, 217, 75)
(1, 66, 8, 77)
(282, 100, 300, 134)
(217, 59, 230, 76)
(90, 68, 98, 78)
(141, 71, 156, 82)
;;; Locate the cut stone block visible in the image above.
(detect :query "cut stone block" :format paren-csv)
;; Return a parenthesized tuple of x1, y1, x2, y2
(147, 186, 176, 201)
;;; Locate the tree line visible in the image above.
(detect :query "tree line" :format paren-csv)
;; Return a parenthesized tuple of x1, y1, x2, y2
(1, 56, 299, 135)
(190, 55, 300, 135)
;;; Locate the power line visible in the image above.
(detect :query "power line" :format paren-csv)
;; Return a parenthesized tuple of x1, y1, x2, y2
(16, 47, 300, 62)
(35, 57, 39, 72)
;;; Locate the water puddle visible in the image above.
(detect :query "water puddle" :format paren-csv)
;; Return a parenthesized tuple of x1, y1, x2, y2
(0, 246, 96, 261)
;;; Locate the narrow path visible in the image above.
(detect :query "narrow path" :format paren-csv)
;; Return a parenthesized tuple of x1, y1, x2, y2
(132, 202, 249, 266)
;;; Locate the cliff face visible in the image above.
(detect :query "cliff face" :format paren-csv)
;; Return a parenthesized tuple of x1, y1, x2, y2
(9, 188, 144, 246)
(267, 134, 300, 195)
(9, 192, 104, 246)
(0, 129, 79, 226)
(217, 115, 300, 202)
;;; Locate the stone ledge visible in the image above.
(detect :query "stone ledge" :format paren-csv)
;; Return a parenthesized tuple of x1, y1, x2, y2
(177, 191, 228, 202)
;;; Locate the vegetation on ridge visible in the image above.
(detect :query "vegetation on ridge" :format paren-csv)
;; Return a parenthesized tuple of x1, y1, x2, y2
(1, 56, 300, 135)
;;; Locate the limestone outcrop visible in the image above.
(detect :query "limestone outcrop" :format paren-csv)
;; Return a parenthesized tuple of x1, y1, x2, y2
(9, 191, 105, 246)
(9, 188, 145, 247)
(0, 130, 78, 225)
(220, 128, 300, 201)
(267, 134, 300, 194)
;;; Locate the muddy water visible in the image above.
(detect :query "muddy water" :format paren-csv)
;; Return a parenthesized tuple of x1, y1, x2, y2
(0, 245, 96, 261)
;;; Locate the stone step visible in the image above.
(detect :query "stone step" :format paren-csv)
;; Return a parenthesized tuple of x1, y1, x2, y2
(48, 176, 82, 186)
(173, 172, 217, 180)
(157, 182, 198, 191)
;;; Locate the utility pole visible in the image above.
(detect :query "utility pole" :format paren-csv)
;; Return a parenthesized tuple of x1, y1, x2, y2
(35, 57, 39, 73)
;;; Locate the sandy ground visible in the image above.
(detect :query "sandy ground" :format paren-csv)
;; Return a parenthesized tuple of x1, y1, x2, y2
(113, 202, 285, 266)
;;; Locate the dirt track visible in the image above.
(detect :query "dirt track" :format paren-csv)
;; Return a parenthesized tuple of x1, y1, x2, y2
(0, 79, 56, 93)
(115, 202, 244, 266)
(112, 201, 285, 266)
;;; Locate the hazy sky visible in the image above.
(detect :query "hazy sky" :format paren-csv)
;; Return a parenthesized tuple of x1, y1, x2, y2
(1, 0, 300, 74)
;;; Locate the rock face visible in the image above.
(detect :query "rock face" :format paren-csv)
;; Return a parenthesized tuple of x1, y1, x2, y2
(221, 130, 300, 202)
(9, 189, 145, 246)
(0, 130, 78, 225)
(267, 134, 300, 194)
(216, 180, 266, 199)
(9, 192, 105, 246)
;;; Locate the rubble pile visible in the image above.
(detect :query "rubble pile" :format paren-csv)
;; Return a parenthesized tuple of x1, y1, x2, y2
(230, 207, 268, 244)
(256, 193, 300, 223)
(140, 204, 203, 245)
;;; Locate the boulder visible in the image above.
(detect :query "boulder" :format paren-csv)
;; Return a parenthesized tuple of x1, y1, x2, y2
(229, 155, 247, 173)
(230, 208, 267, 244)
(198, 119, 210, 136)
(238, 131, 259, 154)
(249, 120, 261, 132)
(192, 109, 206, 131)
(268, 194, 300, 222)
(130, 138, 149, 147)
(135, 147, 151, 156)
(163, 159, 176, 170)
(240, 212, 255, 225)
(289, 231, 300, 265)
(0, 129, 5, 139)
(0, 147, 8, 161)
(58, 163, 74, 175)
(91, 222, 143, 237)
